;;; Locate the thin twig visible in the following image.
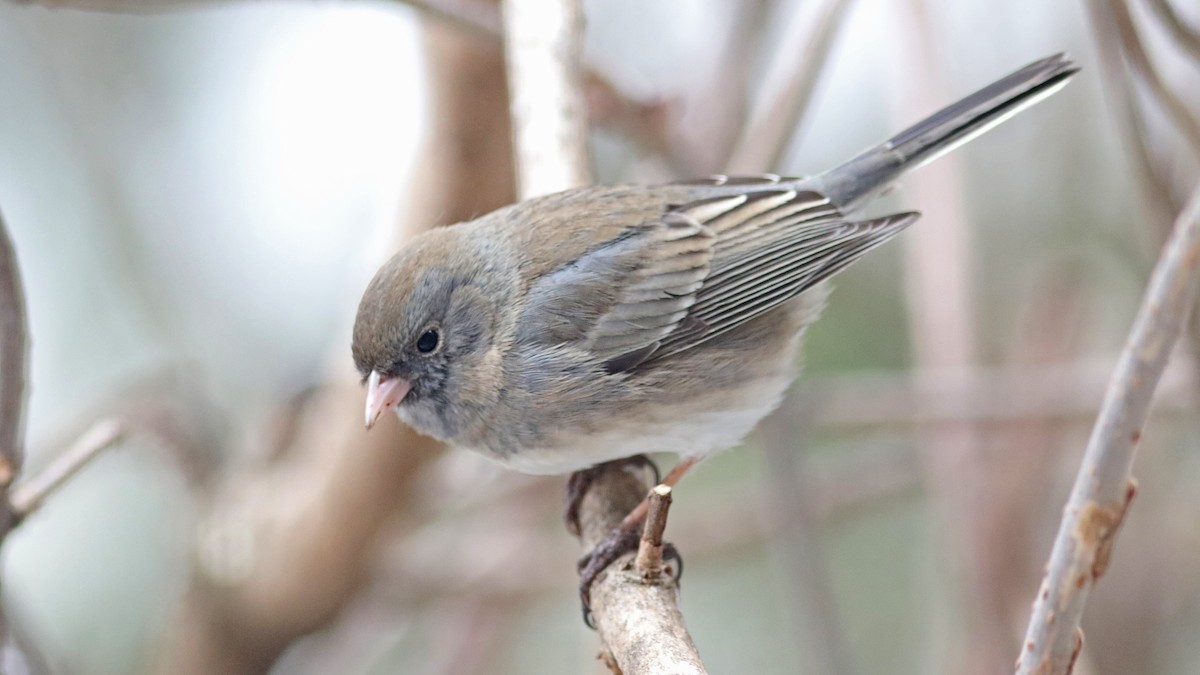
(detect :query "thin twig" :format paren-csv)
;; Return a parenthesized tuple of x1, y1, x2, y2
(501, 0, 590, 198)
(9, 419, 125, 518)
(1017, 182, 1200, 674)
(634, 485, 672, 575)
(1143, 0, 1200, 65)
(726, 0, 855, 173)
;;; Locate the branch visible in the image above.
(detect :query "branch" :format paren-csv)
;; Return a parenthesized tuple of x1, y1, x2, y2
(1087, 0, 1182, 233)
(726, 0, 855, 173)
(1105, 0, 1200, 161)
(1017, 182, 1200, 674)
(575, 465, 705, 675)
(9, 419, 124, 518)
(500, 0, 590, 198)
(1143, 0, 1200, 66)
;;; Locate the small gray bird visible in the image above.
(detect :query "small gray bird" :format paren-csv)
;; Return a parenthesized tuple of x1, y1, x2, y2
(353, 54, 1077, 478)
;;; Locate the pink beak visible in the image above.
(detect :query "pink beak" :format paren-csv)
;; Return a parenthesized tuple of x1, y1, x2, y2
(364, 370, 412, 430)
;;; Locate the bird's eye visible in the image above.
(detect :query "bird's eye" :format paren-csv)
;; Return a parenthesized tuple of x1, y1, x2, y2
(416, 328, 440, 354)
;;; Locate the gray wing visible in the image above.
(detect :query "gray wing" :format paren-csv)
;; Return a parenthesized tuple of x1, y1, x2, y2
(646, 182, 918, 362)
(516, 178, 915, 373)
(515, 211, 714, 373)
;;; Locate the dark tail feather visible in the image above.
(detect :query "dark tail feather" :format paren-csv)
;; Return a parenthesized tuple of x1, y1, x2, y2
(815, 53, 1078, 211)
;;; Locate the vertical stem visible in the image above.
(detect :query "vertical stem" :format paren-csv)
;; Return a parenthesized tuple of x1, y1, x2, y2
(501, 0, 590, 198)
(1017, 183, 1200, 674)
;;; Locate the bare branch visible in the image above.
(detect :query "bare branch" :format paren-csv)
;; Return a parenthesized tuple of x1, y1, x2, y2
(500, 0, 590, 198)
(726, 0, 855, 173)
(1017, 182, 1200, 674)
(9, 419, 125, 518)
(575, 464, 705, 675)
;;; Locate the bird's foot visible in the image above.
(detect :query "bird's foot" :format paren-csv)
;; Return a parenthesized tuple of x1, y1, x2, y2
(567, 458, 687, 629)
(576, 515, 642, 627)
(574, 522, 686, 628)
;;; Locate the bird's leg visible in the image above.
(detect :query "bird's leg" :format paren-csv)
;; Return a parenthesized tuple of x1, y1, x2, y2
(573, 456, 698, 627)
(564, 454, 659, 537)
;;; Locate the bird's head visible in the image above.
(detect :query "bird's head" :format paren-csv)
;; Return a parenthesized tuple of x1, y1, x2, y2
(351, 230, 507, 436)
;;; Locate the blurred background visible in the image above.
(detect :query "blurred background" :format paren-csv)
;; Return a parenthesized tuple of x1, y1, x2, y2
(0, 0, 1199, 673)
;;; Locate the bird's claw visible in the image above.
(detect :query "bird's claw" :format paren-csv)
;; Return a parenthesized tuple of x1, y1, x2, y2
(576, 517, 643, 629)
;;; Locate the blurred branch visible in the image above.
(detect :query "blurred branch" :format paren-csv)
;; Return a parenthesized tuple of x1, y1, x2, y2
(10, 380, 221, 519)
(25, 0, 688, 182)
(399, 0, 502, 36)
(1104, 0, 1200, 160)
(979, 270, 1090, 644)
(0, 207, 34, 670)
(156, 18, 515, 674)
(501, 0, 590, 198)
(575, 465, 705, 675)
(1143, 0, 1200, 65)
(9, 419, 124, 518)
(1090, 0, 1200, 406)
(684, 0, 774, 173)
(0, 210, 28, 504)
(894, 3, 1006, 669)
(727, 0, 855, 173)
(1017, 182, 1200, 674)
(1087, 0, 1182, 232)
(758, 397, 857, 675)
(382, 439, 920, 609)
(803, 358, 1197, 427)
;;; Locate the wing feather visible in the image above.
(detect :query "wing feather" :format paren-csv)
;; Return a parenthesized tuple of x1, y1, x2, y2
(646, 185, 917, 360)
(516, 177, 915, 372)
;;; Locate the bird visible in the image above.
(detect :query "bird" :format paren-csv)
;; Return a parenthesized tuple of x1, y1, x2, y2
(353, 54, 1077, 483)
